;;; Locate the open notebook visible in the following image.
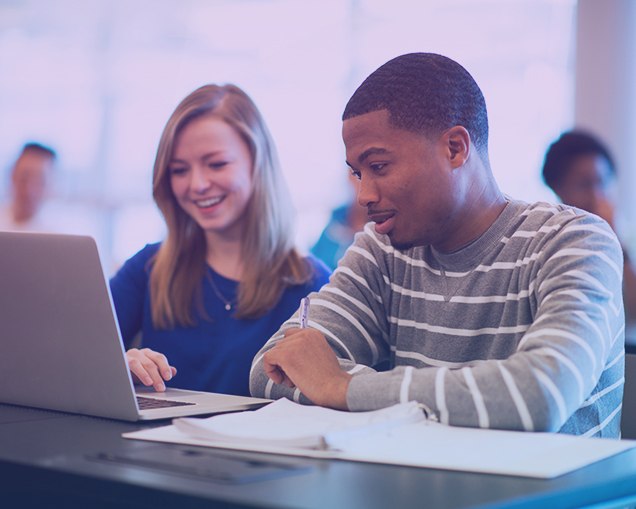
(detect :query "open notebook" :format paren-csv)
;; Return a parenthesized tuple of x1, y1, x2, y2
(0, 231, 270, 421)
(124, 399, 636, 479)
(174, 399, 425, 450)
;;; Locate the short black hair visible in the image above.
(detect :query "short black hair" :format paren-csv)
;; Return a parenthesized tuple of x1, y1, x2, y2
(542, 130, 615, 190)
(21, 142, 57, 160)
(343, 52, 489, 154)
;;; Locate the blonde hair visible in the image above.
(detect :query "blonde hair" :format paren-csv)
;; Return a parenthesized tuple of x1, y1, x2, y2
(150, 84, 312, 328)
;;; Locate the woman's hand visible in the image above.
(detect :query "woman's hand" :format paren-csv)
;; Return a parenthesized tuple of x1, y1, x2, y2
(126, 348, 177, 392)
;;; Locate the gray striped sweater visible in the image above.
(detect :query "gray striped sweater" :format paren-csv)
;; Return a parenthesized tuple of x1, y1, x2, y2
(250, 200, 625, 437)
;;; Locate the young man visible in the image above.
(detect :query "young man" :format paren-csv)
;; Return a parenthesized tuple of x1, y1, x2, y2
(0, 142, 56, 231)
(250, 53, 624, 437)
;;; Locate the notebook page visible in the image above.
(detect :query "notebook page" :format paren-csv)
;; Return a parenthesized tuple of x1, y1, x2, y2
(173, 399, 425, 450)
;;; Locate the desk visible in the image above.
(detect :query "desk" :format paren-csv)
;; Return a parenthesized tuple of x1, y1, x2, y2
(2, 404, 636, 509)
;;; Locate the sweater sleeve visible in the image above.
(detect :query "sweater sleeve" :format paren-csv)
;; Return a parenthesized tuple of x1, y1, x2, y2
(250, 225, 392, 402)
(251, 216, 624, 433)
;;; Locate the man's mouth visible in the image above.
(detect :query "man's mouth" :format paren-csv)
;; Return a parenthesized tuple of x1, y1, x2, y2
(368, 211, 394, 224)
(368, 211, 396, 235)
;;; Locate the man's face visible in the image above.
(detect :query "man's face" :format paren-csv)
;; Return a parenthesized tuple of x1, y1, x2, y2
(343, 109, 459, 251)
(11, 151, 53, 215)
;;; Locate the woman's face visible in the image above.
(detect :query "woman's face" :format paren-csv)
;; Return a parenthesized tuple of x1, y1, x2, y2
(168, 115, 254, 242)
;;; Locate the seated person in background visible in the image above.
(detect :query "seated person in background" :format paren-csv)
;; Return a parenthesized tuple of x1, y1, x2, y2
(542, 129, 636, 326)
(110, 84, 330, 396)
(310, 172, 368, 270)
(250, 53, 624, 437)
(0, 142, 56, 232)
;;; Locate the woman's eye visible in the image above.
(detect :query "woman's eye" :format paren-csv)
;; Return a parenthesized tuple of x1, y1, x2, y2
(209, 161, 227, 170)
(169, 167, 187, 176)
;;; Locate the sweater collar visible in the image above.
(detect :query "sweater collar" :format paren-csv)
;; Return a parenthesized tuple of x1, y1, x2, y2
(427, 199, 526, 271)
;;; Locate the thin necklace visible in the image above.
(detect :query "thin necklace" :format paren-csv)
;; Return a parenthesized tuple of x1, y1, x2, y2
(207, 271, 235, 312)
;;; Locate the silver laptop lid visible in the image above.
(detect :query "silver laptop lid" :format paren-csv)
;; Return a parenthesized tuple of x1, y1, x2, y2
(0, 232, 140, 420)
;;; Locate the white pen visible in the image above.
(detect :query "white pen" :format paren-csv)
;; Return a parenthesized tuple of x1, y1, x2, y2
(299, 297, 310, 329)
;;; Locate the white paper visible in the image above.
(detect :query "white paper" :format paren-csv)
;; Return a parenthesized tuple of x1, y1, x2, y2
(337, 421, 636, 478)
(124, 400, 636, 479)
(173, 398, 426, 450)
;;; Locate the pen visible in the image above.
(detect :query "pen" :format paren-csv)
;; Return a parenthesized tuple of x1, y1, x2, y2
(299, 297, 310, 329)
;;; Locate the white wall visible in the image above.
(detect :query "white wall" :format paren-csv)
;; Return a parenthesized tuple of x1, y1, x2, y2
(0, 0, 577, 272)
(575, 0, 636, 251)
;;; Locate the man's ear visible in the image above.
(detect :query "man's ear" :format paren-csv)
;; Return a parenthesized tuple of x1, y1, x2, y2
(444, 126, 471, 168)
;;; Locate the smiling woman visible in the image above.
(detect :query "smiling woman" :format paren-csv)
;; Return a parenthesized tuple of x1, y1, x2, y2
(108, 84, 331, 397)
(168, 116, 255, 247)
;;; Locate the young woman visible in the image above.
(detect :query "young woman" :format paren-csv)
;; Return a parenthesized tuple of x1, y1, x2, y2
(110, 84, 330, 396)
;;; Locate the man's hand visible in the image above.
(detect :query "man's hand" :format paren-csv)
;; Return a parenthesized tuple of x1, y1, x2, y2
(126, 348, 177, 392)
(263, 328, 352, 410)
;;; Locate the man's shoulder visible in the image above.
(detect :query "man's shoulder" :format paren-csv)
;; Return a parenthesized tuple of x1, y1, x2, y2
(508, 200, 619, 256)
(511, 200, 608, 231)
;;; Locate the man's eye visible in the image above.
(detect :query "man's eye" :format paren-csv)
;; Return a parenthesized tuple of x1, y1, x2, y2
(349, 169, 361, 180)
(370, 163, 386, 172)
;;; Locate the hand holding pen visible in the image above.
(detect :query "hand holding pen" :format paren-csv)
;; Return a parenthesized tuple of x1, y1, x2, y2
(262, 297, 309, 388)
(263, 294, 351, 409)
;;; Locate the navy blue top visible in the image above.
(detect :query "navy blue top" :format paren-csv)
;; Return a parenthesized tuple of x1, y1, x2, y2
(110, 243, 331, 396)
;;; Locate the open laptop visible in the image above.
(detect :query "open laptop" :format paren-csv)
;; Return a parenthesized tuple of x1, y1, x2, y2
(0, 231, 271, 421)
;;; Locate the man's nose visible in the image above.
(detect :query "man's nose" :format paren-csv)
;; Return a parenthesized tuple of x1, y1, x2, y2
(357, 176, 378, 208)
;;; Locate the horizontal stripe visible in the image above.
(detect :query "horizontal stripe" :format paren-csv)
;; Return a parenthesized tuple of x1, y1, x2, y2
(582, 403, 622, 437)
(533, 368, 567, 424)
(321, 286, 389, 342)
(400, 366, 414, 403)
(389, 316, 530, 337)
(312, 298, 380, 364)
(551, 248, 622, 279)
(535, 346, 584, 402)
(499, 362, 534, 431)
(396, 350, 475, 369)
(462, 367, 489, 428)
(580, 378, 624, 408)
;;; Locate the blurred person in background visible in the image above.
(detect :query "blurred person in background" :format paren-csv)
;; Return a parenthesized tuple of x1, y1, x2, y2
(542, 130, 636, 328)
(310, 172, 368, 270)
(0, 142, 56, 232)
(109, 84, 330, 396)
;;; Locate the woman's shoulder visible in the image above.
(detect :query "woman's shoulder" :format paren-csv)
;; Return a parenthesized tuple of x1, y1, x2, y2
(134, 241, 162, 259)
(302, 254, 332, 287)
(115, 241, 162, 275)
(272, 255, 330, 312)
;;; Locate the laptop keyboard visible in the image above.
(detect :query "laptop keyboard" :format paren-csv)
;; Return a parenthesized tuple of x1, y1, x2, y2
(136, 395, 196, 410)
